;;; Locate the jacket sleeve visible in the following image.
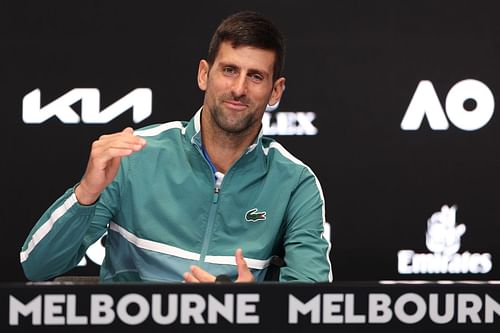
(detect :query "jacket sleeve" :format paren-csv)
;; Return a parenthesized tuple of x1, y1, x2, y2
(19, 186, 111, 281)
(280, 167, 333, 282)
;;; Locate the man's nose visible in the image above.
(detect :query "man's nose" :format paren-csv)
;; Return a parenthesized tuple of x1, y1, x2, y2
(231, 75, 247, 97)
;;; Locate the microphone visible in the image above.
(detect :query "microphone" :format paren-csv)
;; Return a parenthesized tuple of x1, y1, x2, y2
(264, 255, 285, 281)
(215, 274, 232, 283)
(270, 255, 285, 268)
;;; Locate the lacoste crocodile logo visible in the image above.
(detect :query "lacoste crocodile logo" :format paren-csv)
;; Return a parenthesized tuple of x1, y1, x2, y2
(245, 208, 267, 222)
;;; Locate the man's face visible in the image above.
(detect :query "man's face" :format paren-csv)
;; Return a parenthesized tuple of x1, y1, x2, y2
(198, 41, 284, 135)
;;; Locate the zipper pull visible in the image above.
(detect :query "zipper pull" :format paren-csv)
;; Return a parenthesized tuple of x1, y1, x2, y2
(213, 171, 224, 204)
(213, 186, 220, 203)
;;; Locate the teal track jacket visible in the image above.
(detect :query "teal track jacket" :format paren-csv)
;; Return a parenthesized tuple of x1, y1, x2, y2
(20, 109, 332, 282)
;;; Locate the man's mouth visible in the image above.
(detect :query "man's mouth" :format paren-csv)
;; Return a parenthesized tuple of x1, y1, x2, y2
(224, 100, 248, 111)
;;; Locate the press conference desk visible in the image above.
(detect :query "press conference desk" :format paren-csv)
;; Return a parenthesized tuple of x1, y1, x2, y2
(2, 280, 500, 332)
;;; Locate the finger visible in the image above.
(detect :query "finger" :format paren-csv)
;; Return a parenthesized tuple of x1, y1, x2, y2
(235, 248, 254, 283)
(120, 127, 147, 148)
(98, 128, 147, 147)
(90, 135, 146, 161)
(183, 272, 200, 283)
(190, 265, 216, 283)
(98, 127, 136, 141)
(122, 127, 134, 134)
(235, 248, 249, 272)
(96, 135, 146, 152)
(87, 149, 130, 172)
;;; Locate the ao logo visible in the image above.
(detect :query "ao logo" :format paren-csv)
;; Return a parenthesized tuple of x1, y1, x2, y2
(401, 79, 495, 131)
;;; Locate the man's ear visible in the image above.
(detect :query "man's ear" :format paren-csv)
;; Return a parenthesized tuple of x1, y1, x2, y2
(197, 60, 209, 91)
(268, 77, 286, 106)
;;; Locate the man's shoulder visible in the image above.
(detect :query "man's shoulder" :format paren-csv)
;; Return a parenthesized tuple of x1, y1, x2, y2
(261, 136, 311, 171)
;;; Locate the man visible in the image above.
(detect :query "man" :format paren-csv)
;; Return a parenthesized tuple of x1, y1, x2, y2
(20, 11, 332, 283)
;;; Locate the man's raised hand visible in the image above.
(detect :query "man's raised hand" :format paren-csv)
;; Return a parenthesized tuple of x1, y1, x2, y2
(75, 127, 146, 205)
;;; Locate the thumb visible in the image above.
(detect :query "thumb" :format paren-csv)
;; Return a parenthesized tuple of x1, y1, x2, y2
(122, 127, 134, 134)
(235, 248, 254, 283)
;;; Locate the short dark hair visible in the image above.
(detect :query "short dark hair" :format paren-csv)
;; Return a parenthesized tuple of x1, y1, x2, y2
(207, 11, 285, 82)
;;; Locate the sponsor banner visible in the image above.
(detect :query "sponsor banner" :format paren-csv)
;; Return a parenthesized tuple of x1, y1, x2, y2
(2, 282, 500, 332)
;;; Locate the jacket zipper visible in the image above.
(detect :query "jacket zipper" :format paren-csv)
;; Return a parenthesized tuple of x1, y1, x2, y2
(199, 171, 224, 266)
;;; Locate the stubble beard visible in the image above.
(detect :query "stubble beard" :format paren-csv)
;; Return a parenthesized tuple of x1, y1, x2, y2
(210, 100, 258, 136)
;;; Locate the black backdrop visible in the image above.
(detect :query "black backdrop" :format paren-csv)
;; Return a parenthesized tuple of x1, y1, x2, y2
(2, 0, 499, 282)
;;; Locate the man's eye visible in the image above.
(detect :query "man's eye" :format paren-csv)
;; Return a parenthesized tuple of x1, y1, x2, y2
(249, 73, 264, 82)
(223, 67, 236, 75)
